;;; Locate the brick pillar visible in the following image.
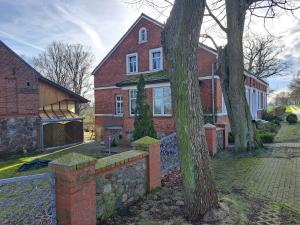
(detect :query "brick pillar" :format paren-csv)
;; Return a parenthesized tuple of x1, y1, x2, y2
(216, 122, 229, 148)
(49, 153, 97, 225)
(204, 123, 217, 156)
(133, 136, 161, 192)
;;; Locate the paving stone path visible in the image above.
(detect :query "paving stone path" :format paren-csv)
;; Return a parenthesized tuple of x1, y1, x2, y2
(239, 143, 300, 212)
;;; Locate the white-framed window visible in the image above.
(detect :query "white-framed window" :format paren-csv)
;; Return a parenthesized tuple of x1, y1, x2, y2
(126, 53, 138, 74)
(222, 94, 227, 114)
(258, 91, 263, 109)
(115, 95, 123, 116)
(153, 87, 172, 116)
(245, 88, 250, 105)
(149, 48, 163, 71)
(129, 89, 137, 116)
(139, 27, 147, 43)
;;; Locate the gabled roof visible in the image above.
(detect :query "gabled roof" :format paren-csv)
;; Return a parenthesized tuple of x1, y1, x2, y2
(92, 13, 164, 75)
(0, 40, 89, 103)
(92, 13, 268, 86)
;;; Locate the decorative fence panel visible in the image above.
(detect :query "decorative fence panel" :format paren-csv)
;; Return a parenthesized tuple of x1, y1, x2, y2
(0, 173, 56, 225)
(217, 128, 224, 151)
(160, 133, 180, 175)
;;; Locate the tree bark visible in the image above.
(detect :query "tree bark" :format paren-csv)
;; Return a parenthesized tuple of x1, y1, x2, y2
(161, 0, 219, 221)
(218, 0, 261, 151)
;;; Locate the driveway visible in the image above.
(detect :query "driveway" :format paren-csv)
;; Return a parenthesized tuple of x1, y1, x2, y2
(214, 143, 300, 212)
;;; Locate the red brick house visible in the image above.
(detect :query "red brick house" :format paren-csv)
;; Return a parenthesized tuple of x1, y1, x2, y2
(0, 40, 88, 156)
(93, 14, 268, 145)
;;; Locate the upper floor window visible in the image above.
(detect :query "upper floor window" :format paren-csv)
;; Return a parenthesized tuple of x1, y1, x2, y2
(139, 27, 147, 43)
(116, 95, 123, 116)
(149, 48, 163, 71)
(126, 53, 138, 74)
(153, 86, 172, 116)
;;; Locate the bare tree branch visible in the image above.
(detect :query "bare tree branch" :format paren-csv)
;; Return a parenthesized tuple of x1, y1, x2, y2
(32, 41, 94, 100)
(205, 3, 227, 33)
(244, 33, 288, 79)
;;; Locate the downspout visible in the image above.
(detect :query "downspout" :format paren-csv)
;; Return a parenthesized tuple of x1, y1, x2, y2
(211, 63, 215, 124)
(40, 122, 44, 151)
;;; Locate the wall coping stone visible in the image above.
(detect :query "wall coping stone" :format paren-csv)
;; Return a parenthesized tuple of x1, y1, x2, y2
(49, 152, 97, 171)
(204, 123, 216, 129)
(96, 150, 148, 171)
(132, 136, 160, 148)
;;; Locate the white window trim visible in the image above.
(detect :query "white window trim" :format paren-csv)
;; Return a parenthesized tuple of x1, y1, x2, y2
(221, 94, 227, 114)
(153, 86, 172, 117)
(139, 27, 147, 43)
(115, 95, 123, 116)
(129, 89, 137, 116)
(126, 53, 138, 75)
(149, 47, 163, 71)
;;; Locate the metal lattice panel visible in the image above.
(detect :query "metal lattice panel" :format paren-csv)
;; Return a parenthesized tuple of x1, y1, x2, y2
(160, 133, 180, 175)
(0, 173, 56, 225)
(217, 129, 224, 151)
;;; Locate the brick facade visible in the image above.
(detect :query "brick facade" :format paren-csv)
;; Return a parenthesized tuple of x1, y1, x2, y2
(93, 14, 268, 144)
(0, 41, 39, 117)
(0, 41, 88, 154)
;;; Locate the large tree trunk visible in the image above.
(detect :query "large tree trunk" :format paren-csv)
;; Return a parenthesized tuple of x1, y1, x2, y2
(161, 0, 219, 221)
(218, 0, 261, 152)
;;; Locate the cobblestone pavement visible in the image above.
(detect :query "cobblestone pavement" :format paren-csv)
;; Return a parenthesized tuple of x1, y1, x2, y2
(231, 143, 300, 212)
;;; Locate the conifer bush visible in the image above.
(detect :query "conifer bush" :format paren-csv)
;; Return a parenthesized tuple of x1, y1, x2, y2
(133, 75, 157, 140)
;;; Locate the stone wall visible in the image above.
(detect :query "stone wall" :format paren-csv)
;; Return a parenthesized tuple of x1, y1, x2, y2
(0, 116, 38, 155)
(96, 159, 147, 219)
(48, 137, 161, 224)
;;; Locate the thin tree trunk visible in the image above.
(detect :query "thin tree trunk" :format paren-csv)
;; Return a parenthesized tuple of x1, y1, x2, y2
(218, 0, 261, 151)
(162, 0, 219, 220)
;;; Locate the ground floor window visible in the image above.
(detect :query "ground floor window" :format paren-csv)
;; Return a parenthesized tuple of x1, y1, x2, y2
(222, 94, 227, 113)
(116, 95, 123, 115)
(153, 86, 172, 116)
(129, 89, 137, 115)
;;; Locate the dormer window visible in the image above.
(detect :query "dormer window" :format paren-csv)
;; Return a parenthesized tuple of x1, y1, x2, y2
(139, 27, 147, 43)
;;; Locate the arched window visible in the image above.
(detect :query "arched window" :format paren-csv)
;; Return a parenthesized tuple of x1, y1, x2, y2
(139, 27, 147, 43)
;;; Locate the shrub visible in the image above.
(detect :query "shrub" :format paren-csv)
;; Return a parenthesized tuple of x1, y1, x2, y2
(133, 75, 157, 140)
(261, 110, 282, 122)
(257, 131, 274, 143)
(286, 113, 298, 124)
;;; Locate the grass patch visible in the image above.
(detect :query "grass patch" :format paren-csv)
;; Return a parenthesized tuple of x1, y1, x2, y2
(275, 122, 300, 143)
(0, 143, 89, 179)
(267, 106, 276, 113)
(221, 193, 252, 225)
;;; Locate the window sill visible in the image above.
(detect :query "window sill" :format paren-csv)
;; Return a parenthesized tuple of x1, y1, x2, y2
(126, 72, 139, 76)
(153, 114, 173, 118)
(149, 68, 163, 72)
(115, 114, 124, 117)
(138, 40, 147, 44)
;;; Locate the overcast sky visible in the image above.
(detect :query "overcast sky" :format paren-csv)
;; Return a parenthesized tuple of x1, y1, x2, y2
(0, 0, 299, 93)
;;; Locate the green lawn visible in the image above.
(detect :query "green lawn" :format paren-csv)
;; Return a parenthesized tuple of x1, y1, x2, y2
(286, 105, 300, 113)
(0, 143, 86, 179)
(275, 122, 300, 143)
(0, 142, 131, 179)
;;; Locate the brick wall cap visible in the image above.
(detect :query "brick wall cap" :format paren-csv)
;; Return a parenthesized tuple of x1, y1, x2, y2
(96, 150, 148, 171)
(132, 136, 160, 147)
(204, 123, 216, 128)
(49, 153, 97, 171)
